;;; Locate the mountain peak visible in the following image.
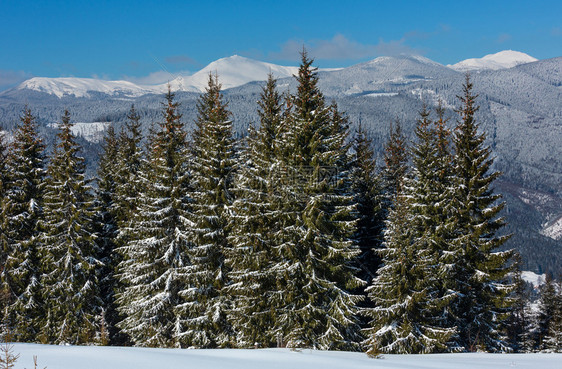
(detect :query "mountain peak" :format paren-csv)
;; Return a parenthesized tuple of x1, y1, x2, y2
(448, 50, 538, 72)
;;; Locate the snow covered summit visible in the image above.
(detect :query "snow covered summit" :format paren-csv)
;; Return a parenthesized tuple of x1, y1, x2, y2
(15, 56, 301, 98)
(18, 77, 154, 98)
(182, 55, 300, 91)
(448, 50, 538, 72)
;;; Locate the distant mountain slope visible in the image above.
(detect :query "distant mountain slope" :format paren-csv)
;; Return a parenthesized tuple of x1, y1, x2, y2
(448, 50, 538, 72)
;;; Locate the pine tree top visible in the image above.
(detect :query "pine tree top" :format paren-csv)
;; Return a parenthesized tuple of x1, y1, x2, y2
(293, 50, 324, 122)
(12, 106, 45, 156)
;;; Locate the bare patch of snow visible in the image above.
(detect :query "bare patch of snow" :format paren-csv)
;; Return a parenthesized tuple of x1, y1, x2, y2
(410, 88, 454, 109)
(521, 271, 546, 288)
(48, 122, 109, 143)
(541, 215, 562, 241)
(366, 92, 399, 97)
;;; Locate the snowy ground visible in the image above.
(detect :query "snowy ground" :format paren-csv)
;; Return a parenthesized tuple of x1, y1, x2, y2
(9, 344, 562, 369)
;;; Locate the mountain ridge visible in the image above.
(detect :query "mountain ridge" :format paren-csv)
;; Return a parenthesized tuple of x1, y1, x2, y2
(7, 51, 539, 99)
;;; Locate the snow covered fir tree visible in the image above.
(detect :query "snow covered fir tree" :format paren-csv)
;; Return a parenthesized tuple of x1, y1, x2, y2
(267, 52, 365, 350)
(1, 53, 558, 355)
(116, 88, 192, 348)
(37, 110, 101, 344)
(0, 108, 46, 341)
(227, 73, 285, 347)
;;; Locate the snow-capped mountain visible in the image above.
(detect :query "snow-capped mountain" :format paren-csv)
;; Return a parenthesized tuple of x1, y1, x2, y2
(18, 77, 155, 98)
(181, 55, 300, 91)
(448, 50, 538, 72)
(15, 55, 302, 98)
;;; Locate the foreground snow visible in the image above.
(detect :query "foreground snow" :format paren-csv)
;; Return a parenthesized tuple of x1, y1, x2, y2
(10, 343, 562, 369)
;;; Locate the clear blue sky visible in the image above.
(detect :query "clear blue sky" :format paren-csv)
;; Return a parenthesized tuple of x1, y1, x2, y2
(1, 0, 561, 89)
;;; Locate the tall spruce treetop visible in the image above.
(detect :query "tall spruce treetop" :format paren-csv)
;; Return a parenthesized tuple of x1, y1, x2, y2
(274, 51, 363, 350)
(39, 109, 100, 344)
(178, 74, 236, 348)
(0, 108, 46, 341)
(115, 105, 145, 231)
(450, 75, 515, 351)
(116, 89, 191, 348)
(227, 73, 284, 347)
(383, 119, 409, 198)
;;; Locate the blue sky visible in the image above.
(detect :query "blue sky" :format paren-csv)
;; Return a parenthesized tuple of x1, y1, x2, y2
(1, 0, 561, 89)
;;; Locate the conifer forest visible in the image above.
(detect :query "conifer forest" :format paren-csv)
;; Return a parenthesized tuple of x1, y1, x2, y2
(2, 52, 562, 355)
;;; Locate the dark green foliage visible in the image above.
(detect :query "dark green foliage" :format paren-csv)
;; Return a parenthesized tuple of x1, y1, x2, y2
(93, 124, 120, 345)
(0, 127, 7, 319)
(178, 74, 236, 348)
(116, 90, 192, 347)
(114, 105, 145, 234)
(38, 110, 100, 344)
(382, 119, 408, 198)
(365, 192, 454, 355)
(227, 74, 283, 347)
(351, 125, 384, 288)
(273, 51, 364, 350)
(504, 262, 530, 352)
(110, 105, 145, 346)
(449, 75, 515, 351)
(409, 103, 459, 345)
(536, 275, 562, 351)
(543, 278, 562, 352)
(0, 108, 46, 341)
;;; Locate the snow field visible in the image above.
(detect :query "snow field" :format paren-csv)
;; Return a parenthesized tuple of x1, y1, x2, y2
(10, 344, 562, 369)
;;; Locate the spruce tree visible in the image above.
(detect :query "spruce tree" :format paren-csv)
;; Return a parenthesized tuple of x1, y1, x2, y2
(351, 125, 384, 288)
(38, 109, 100, 344)
(505, 264, 530, 352)
(227, 74, 283, 347)
(111, 105, 145, 346)
(114, 105, 145, 233)
(116, 90, 191, 348)
(543, 278, 562, 352)
(0, 108, 46, 341)
(273, 51, 363, 350)
(449, 75, 515, 351)
(94, 124, 120, 345)
(409, 104, 459, 348)
(0, 127, 8, 319)
(364, 105, 457, 355)
(178, 74, 236, 348)
(365, 192, 448, 355)
(536, 274, 558, 351)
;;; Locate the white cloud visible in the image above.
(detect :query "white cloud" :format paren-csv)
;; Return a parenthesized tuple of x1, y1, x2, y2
(122, 70, 191, 85)
(0, 69, 32, 90)
(269, 34, 423, 62)
(497, 33, 512, 43)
